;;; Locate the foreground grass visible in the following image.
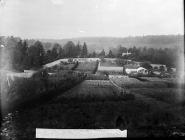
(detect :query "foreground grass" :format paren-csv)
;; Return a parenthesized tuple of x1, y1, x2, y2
(1, 79, 185, 139)
(1, 96, 185, 139)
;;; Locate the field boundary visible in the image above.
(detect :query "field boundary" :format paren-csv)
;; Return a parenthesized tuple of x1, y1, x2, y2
(109, 78, 125, 95)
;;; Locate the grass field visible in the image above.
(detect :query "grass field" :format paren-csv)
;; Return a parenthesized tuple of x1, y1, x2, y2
(1, 79, 184, 139)
(129, 88, 185, 104)
(109, 75, 177, 88)
(55, 80, 118, 101)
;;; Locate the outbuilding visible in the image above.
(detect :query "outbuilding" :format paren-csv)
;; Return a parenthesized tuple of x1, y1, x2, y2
(124, 64, 148, 75)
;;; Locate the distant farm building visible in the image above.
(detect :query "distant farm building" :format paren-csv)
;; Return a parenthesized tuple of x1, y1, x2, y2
(124, 64, 148, 75)
(122, 51, 131, 57)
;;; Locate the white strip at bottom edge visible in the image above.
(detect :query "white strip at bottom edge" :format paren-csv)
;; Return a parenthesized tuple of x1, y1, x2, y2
(36, 128, 127, 139)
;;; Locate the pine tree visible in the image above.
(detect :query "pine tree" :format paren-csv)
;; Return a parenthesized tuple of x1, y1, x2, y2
(108, 50, 114, 58)
(82, 42, 88, 58)
(76, 41, 81, 57)
(99, 49, 105, 57)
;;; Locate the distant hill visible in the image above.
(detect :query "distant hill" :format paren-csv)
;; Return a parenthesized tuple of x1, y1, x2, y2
(40, 35, 184, 53)
(1, 35, 183, 54)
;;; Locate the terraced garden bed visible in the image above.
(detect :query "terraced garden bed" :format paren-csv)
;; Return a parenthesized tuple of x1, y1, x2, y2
(109, 76, 176, 88)
(75, 61, 98, 74)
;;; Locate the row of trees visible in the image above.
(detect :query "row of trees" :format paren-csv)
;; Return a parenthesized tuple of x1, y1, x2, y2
(116, 46, 179, 67)
(0, 37, 179, 71)
(45, 41, 88, 63)
(45, 42, 112, 62)
(0, 40, 90, 71)
(9, 40, 45, 70)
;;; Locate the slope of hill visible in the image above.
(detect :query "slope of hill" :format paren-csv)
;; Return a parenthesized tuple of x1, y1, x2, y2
(40, 35, 184, 53)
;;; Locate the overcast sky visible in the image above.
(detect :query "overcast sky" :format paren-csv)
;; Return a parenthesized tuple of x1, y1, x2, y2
(0, 0, 184, 39)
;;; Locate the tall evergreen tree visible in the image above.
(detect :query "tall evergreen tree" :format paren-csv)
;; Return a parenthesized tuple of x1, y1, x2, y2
(81, 42, 88, 58)
(108, 50, 114, 58)
(99, 49, 105, 57)
(76, 41, 81, 57)
(51, 43, 61, 60)
(63, 41, 76, 57)
(28, 41, 45, 67)
(58, 47, 64, 59)
(92, 51, 97, 58)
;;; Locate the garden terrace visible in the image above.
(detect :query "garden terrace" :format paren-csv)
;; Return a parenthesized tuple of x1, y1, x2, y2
(1, 70, 86, 113)
(75, 61, 99, 74)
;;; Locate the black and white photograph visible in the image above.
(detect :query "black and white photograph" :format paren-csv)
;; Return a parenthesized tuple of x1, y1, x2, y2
(0, 0, 184, 139)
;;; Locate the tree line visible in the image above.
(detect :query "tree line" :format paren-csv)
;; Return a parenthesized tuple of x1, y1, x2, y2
(88, 46, 179, 68)
(115, 46, 179, 67)
(0, 37, 180, 71)
(0, 39, 90, 71)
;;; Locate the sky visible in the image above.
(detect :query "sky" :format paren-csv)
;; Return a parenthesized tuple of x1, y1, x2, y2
(0, 0, 184, 39)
